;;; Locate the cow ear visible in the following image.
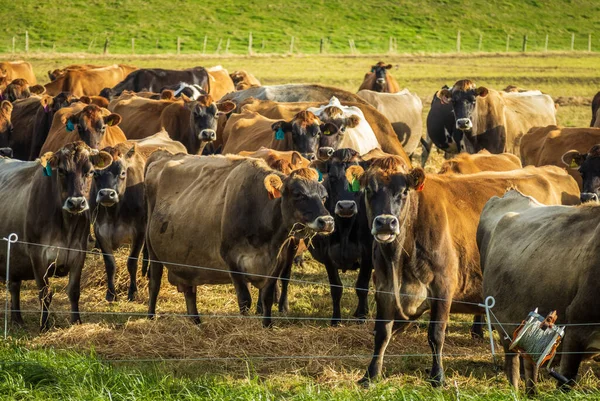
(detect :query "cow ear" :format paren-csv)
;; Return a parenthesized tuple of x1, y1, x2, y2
(562, 150, 586, 169)
(320, 122, 339, 136)
(345, 115, 361, 128)
(272, 121, 292, 133)
(345, 165, 365, 186)
(437, 88, 452, 104)
(161, 89, 175, 100)
(30, 85, 46, 95)
(407, 167, 426, 191)
(385, 64, 392, 69)
(104, 114, 122, 127)
(125, 144, 137, 159)
(79, 96, 92, 104)
(90, 150, 113, 170)
(264, 173, 283, 199)
(217, 100, 236, 114)
(39, 152, 56, 168)
(476, 87, 489, 98)
(291, 151, 304, 167)
(0, 100, 13, 115)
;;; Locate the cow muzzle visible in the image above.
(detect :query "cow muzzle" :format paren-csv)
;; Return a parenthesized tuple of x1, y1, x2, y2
(63, 197, 89, 214)
(96, 189, 119, 207)
(317, 147, 334, 160)
(303, 153, 317, 162)
(456, 118, 473, 131)
(307, 216, 335, 235)
(372, 214, 400, 243)
(198, 129, 217, 142)
(335, 200, 357, 218)
(376, 78, 386, 85)
(0, 147, 12, 158)
(580, 192, 599, 203)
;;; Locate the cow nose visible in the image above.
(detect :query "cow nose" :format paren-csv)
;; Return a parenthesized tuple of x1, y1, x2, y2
(376, 78, 386, 84)
(315, 215, 335, 234)
(580, 192, 599, 203)
(99, 189, 117, 199)
(335, 200, 357, 218)
(456, 118, 473, 131)
(199, 129, 217, 142)
(64, 197, 88, 214)
(317, 147, 335, 160)
(303, 153, 317, 161)
(97, 189, 118, 205)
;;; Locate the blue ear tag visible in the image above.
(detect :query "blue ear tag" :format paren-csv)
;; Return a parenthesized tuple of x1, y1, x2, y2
(66, 120, 75, 132)
(275, 128, 285, 140)
(43, 164, 52, 177)
(349, 178, 360, 192)
(317, 169, 323, 182)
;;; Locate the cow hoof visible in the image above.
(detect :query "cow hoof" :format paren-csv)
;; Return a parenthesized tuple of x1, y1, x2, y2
(191, 316, 201, 325)
(330, 319, 341, 327)
(293, 255, 304, 267)
(427, 372, 445, 388)
(105, 291, 116, 303)
(278, 304, 289, 314)
(262, 319, 273, 328)
(127, 289, 137, 302)
(357, 376, 373, 388)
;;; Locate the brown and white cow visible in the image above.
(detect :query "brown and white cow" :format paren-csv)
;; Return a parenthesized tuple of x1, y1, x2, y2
(358, 62, 400, 93)
(436, 80, 556, 156)
(351, 160, 580, 385)
(39, 103, 125, 154)
(0, 142, 112, 330)
(229, 70, 261, 91)
(44, 64, 137, 97)
(439, 150, 522, 174)
(144, 152, 334, 327)
(0, 61, 36, 84)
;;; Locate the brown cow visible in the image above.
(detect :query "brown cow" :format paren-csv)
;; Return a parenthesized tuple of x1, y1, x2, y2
(436, 80, 556, 155)
(591, 91, 600, 127)
(0, 142, 112, 330)
(109, 95, 176, 139)
(47, 64, 104, 81)
(44, 64, 138, 97)
(40, 103, 125, 154)
(237, 98, 410, 161)
(0, 61, 36, 84)
(207, 66, 235, 100)
(439, 150, 522, 174)
(351, 160, 580, 386)
(358, 62, 400, 93)
(0, 101, 13, 150)
(521, 125, 600, 193)
(238, 147, 311, 174)
(229, 70, 261, 91)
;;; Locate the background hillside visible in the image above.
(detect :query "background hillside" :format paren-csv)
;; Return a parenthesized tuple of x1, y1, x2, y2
(1, 0, 599, 54)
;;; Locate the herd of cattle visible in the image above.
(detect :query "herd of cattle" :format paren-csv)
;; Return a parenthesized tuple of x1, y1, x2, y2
(0, 59, 599, 394)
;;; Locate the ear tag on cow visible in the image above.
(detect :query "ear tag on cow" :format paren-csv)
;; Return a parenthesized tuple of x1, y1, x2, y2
(317, 169, 323, 182)
(66, 120, 75, 132)
(275, 128, 285, 140)
(416, 182, 425, 192)
(349, 178, 360, 192)
(323, 130, 331, 136)
(570, 159, 578, 168)
(43, 105, 49, 113)
(43, 164, 52, 177)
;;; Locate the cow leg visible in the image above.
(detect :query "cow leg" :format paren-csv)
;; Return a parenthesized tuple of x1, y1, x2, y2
(231, 274, 252, 315)
(147, 260, 163, 319)
(359, 299, 395, 385)
(325, 263, 343, 326)
(33, 274, 52, 332)
(256, 286, 264, 315)
(557, 333, 583, 390)
(470, 315, 484, 338)
(277, 262, 291, 314)
(183, 286, 200, 325)
(97, 235, 117, 302)
(353, 257, 372, 322)
(523, 357, 539, 396)
(427, 292, 451, 387)
(260, 278, 278, 328)
(502, 340, 520, 389)
(127, 235, 144, 301)
(66, 258, 85, 325)
(9, 280, 24, 325)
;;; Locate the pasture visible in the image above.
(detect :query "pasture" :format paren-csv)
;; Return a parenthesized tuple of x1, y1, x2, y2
(1, 52, 600, 400)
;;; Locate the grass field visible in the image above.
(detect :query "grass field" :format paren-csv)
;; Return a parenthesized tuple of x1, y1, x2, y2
(0, 52, 599, 399)
(1, 0, 600, 54)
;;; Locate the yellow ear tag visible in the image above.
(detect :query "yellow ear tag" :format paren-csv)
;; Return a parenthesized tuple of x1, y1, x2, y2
(570, 159, 578, 168)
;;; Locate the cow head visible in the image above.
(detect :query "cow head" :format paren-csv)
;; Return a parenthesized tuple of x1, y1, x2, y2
(312, 148, 363, 219)
(0, 101, 13, 148)
(271, 111, 341, 162)
(39, 142, 113, 214)
(99, 87, 114, 100)
(264, 168, 334, 235)
(369, 62, 393, 92)
(346, 156, 421, 243)
(437, 80, 488, 134)
(1, 78, 32, 103)
(186, 94, 235, 154)
(563, 146, 600, 203)
(93, 144, 138, 207)
(64, 105, 122, 149)
(41, 92, 79, 115)
(315, 105, 361, 160)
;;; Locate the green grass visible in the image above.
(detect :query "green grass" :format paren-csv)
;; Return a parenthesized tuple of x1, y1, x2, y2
(0, 0, 599, 54)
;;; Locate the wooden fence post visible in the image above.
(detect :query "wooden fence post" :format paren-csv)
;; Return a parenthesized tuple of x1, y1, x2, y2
(456, 30, 461, 52)
(320, 38, 324, 54)
(103, 37, 109, 55)
(216, 38, 222, 54)
(225, 38, 230, 54)
(289, 36, 294, 54)
(544, 34, 549, 52)
(12, 37, 15, 54)
(25, 31, 29, 53)
(248, 32, 253, 55)
(203, 35, 207, 55)
(131, 38, 135, 54)
(589, 34, 592, 52)
(522, 35, 527, 52)
(571, 33, 575, 51)
(177, 37, 181, 54)
(505, 34, 510, 52)
(478, 34, 482, 52)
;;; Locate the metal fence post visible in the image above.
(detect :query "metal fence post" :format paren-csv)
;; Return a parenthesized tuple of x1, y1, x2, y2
(3, 233, 18, 340)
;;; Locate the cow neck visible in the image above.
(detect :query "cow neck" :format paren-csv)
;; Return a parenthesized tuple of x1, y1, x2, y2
(95, 182, 144, 224)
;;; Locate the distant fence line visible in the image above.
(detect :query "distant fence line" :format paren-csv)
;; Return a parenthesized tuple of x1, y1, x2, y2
(3, 31, 599, 56)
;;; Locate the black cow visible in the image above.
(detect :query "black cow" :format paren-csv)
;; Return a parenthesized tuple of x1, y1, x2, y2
(101, 67, 210, 99)
(423, 85, 457, 164)
(562, 144, 600, 202)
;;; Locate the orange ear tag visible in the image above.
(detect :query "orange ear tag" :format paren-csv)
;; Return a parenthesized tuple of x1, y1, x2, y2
(416, 182, 425, 192)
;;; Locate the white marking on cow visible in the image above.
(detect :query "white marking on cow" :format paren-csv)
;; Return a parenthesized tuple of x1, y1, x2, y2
(207, 65, 224, 72)
(307, 97, 379, 155)
(502, 90, 543, 97)
(173, 82, 204, 100)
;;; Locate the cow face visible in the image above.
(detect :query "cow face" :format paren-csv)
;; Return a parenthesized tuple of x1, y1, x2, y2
(65, 105, 121, 149)
(369, 62, 393, 92)
(349, 157, 424, 243)
(1, 79, 31, 103)
(0, 100, 13, 148)
(264, 168, 334, 235)
(315, 106, 361, 159)
(563, 146, 600, 202)
(187, 95, 235, 154)
(40, 142, 113, 214)
(93, 145, 136, 207)
(41, 93, 79, 115)
(271, 111, 340, 162)
(312, 149, 362, 219)
(437, 80, 489, 133)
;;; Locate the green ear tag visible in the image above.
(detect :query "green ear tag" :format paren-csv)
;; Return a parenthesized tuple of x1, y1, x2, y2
(275, 128, 285, 140)
(570, 159, 578, 168)
(43, 164, 52, 177)
(66, 120, 75, 132)
(323, 130, 331, 136)
(350, 178, 360, 192)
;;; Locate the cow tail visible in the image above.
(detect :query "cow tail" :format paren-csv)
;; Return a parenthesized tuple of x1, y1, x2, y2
(420, 136, 433, 166)
(141, 244, 149, 278)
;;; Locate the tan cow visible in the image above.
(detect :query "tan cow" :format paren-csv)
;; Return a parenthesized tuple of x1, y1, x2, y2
(437, 80, 556, 156)
(47, 64, 104, 81)
(229, 70, 261, 91)
(0, 61, 36, 84)
(358, 62, 400, 93)
(439, 150, 522, 174)
(44, 64, 138, 97)
(207, 66, 235, 100)
(40, 103, 125, 154)
(238, 147, 311, 174)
